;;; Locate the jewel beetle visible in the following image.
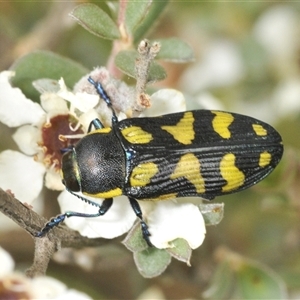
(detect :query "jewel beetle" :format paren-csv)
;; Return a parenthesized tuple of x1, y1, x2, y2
(36, 76, 284, 246)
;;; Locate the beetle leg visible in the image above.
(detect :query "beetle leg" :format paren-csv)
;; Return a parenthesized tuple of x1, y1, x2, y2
(128, 197, 153, 247)
(35, 198, 113, 237)
(88, 118, 105, 132)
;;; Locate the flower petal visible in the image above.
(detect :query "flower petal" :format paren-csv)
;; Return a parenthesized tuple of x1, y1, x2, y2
(40, 93, 69, 115)
(0, 150, 46, 204)
(142, 89, 186, 117)
(31, 277, 67, 299)
(58, 191, 136, 239)
(45, 169, 65, 191)
(31, 276, 92, 299)
(0, 71, 45, 127)
(147, 200, 206, 249)
(12, 125, 40, 156)
(57, 78, 99, 113)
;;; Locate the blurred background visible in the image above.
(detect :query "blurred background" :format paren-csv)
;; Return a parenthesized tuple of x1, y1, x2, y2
(0, 1, 299, 299)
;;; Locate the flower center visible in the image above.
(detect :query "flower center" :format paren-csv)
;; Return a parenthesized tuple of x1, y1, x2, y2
(41, 114, 84, 170)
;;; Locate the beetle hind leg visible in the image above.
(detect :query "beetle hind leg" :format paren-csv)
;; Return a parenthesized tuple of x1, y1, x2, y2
(128, 197, 153, 247)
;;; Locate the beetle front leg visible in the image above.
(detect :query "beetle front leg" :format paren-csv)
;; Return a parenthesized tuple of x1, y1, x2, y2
(35, 198, 113, 237)
(128, 196, 153, 247)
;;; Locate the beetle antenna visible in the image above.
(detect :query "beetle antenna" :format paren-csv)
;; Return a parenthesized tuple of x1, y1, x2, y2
(88, 77, 118, 125)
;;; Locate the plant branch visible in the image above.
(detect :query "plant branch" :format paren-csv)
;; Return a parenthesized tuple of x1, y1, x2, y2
(0, 188, 111, 276)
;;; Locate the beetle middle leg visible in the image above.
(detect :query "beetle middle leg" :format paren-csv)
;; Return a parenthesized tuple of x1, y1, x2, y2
(128, 196, 153, 247)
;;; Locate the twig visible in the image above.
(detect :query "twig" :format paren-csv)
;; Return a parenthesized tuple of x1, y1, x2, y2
(0, 188, 110, 276)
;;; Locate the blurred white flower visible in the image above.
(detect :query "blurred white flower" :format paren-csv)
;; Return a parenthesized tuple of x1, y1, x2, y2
(253, 5, 299, 59)
(141, 89, 186, 117)
(272, 77, 300, 118)
(180, 39, 245, 93)
(0, 246, 92, 299)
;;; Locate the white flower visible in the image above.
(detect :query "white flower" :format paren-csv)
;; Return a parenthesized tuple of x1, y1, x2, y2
(0, 246, 92, 299)
(0, 71, 96, 204)
(146, 200, 206, 249)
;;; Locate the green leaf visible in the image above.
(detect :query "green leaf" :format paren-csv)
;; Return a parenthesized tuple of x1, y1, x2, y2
(166, 238, 192, 265)
(148, 61, 167, 82)
(155, 38, 194, 62)
(134, 247, 171, 278)
(123, 222, 149, 252)
(199, 203, 224, 226)
(114, 50, 136, 78)
(203, 261, 235, 299)
(70, 3, 120, 40)
(237, 261, 288, 299)
(115, 50, 166, 82)
(134, 0, 169, 43)
(10, 50, 88, 102)
(125, 0, 152, 36)
(204, 249, 288, 300)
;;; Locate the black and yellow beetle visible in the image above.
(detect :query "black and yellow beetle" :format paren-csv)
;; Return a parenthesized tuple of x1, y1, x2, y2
(36, 77, 283, 246)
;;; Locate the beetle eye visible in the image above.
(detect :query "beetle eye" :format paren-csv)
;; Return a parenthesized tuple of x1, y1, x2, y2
(61, 151, 81, 192)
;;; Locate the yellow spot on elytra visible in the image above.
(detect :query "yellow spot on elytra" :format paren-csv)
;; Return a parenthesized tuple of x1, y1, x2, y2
(252, 124, 267, 136)
(130, 162, 158, 187)
(161, 112, 195, 145)
(122, 126, 153, 144)
(220, 153, 245, 192)
(259, 151, 271, 167)
(84, 187, 122, 198)
(171, 153, 205, 194)
(89, 127, 112, 135)
(212, 111, 234, 139)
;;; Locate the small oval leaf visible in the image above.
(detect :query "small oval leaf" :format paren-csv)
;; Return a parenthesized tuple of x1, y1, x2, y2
(125, 1, 152, 36)
(148, 62, 167, 82)
(203, 261, 235, 299)
(114, 50, 136, 78)
(134, 0, 169, 42)
(70, 3, 120, 40)
(10, 50, 88, 102)
(199, 203, 224, 226)
(123, 222, 149, 252)
(166, 238, 192, 265)
(155, 38, 194, 62)
(237, 261, 288, 299)
(134, 247, 171, 278)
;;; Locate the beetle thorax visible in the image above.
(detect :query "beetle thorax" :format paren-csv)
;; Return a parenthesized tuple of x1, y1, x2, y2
(63, 131, 126, 197)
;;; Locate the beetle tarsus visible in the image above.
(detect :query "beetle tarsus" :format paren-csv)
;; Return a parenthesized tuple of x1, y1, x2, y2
(128, 196, 153, 247)
(34, 214, 67, 237)
(140, 220, 154, 247)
